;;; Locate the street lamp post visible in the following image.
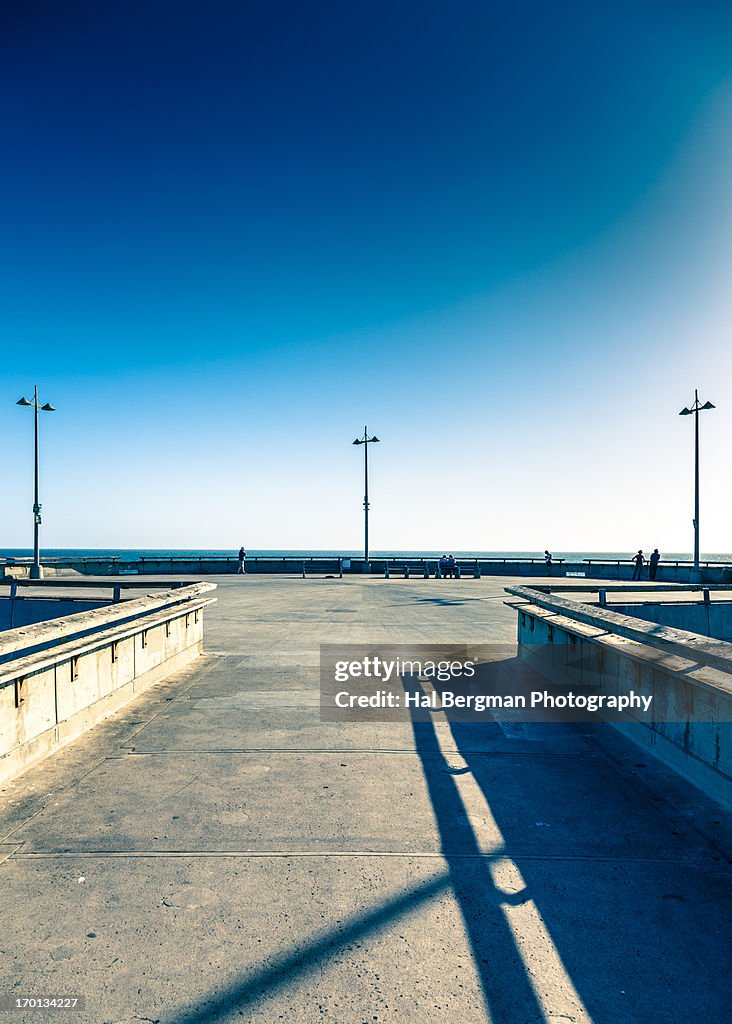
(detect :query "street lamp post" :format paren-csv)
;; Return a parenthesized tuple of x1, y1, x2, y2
(352, 426, 380, 568)
(17, 386, 55, 580)
(679, 389, 715, 580)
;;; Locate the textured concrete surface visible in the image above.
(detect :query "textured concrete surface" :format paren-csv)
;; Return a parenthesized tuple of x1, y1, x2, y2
(0, 575, 730, 1024)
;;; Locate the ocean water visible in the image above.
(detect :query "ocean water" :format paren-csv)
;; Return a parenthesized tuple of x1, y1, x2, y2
(3, 547, 732, 563)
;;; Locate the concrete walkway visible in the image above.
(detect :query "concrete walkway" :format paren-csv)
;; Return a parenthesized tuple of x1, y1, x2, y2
(0, 576, 730, 1024)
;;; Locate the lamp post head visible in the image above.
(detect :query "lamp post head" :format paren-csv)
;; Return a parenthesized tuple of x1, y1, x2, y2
(16, 397, 32, 407)
(352, 438, 363, 445)
(371, 435, 380, 443)
(41, 403, 55, 411)
(680, 394, 715, 415)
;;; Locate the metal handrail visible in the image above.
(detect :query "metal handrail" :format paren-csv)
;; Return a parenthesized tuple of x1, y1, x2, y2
(3, 554, 571, 564)
(582, 558, 731, 567)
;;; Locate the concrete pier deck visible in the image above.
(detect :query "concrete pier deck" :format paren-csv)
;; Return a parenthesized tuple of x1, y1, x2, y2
(0, 576, 730, 1024)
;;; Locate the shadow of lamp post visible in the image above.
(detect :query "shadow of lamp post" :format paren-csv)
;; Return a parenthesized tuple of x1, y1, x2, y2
(17, 386, 55, 580)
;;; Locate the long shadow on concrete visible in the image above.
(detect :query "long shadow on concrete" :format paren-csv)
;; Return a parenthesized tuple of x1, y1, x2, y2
(169, 682, 559, 1024)
(435, 682, 732, 1024)
(166, 663, 730, 1024)
(403, 676, 579, 1024)
(170, 872, 453, 1022)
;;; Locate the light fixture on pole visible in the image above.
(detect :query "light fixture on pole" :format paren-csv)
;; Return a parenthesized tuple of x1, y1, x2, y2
(679, 389, 715, 581)
(352, 426, 380, 568)
(17, 386, 56, 580)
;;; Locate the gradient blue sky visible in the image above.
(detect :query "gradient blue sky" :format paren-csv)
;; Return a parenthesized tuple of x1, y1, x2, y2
(2, 1, 732, 552)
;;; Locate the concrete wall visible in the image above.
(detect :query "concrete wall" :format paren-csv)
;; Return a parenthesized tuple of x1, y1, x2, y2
(0, 596, 109, 630)
(4, 556, 731, 582)
(506, 586, 732, 809)
(0, 583, 216, 783)
(608, 601, 732, 641)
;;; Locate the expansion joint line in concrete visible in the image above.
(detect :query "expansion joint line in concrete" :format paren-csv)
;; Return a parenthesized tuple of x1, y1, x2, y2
(0, 754, 114, 845)
(0, 655, 223, 845)
(116, 653, 227, 744)
(110, 748, 598, 759)
(6, 850, 725, 868)
(0, 843, 23, 865)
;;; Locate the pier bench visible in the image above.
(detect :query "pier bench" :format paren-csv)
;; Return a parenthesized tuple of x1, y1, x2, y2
(301, 558, 343, 578)
(436, 560, 479, 579)
(454, 560, 481, 579)
(384, 560, 432, 579)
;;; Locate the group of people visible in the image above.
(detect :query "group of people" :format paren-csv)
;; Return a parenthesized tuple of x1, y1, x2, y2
(542, 548, 662, 580)
(632, 548, 661, 580)
(237, 546, 662, 580)
(439, 554, 457, 578)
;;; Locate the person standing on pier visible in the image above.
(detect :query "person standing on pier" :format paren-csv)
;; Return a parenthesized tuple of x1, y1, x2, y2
(237, 546, 246, 574)
(544, 550, 553, 566)
(631, 549, 645, 581)
(649, 548, 661, 580)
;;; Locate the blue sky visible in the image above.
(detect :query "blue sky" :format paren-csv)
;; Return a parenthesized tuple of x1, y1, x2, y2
(2, 1, 732, 552)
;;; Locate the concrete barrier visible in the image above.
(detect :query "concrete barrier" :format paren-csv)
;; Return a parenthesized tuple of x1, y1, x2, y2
(0, 582, 216, 783)
(607, 600, 732, 641)
(505, 584, 732, 808)
(4, 555, 730, 582)
(0, 596, 108, 630)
